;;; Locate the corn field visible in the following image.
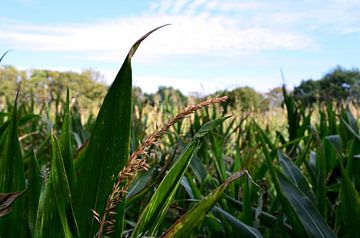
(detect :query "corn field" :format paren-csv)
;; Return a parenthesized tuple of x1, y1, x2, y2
(1, 26, 360, 238)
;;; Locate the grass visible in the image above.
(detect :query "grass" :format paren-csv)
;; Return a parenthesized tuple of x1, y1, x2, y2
(0, 27, 360, 238)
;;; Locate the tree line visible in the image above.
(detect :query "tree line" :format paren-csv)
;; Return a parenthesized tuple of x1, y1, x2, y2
(1, 65, 359, 113)
(293, 66, 360, 106)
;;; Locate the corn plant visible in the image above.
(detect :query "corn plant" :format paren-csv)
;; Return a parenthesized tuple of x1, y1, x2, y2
(1, 26, 360, 238)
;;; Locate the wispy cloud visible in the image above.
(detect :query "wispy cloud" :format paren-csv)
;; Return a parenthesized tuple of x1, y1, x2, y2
(1, 0, 359, 93)
(0, 0, 319, 63)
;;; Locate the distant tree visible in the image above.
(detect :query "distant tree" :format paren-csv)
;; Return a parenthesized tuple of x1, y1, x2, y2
(294, 66, 360, 106)
(215, 86, 265, 111)
(319, 66, 359, 103)
(0, 65, 20, 100)
(153, 86, 187, 106)
(265, 86, 284, 108)
(293, 79, 320, 106)
(232, 86, 264, 110)
(0, 66, 107, 114)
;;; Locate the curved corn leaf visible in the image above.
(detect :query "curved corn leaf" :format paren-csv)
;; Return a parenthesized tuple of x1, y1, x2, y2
(50, 134, 80, 237)
(325, 135, 342, 155)
(212, 206, 263, 238)
(27, 151, 42, 236)
(182, 172, 262, 237)
(0, 91, 26, 238)
(278, 150, 315, 201)
(341, 118, 360, 141)
(0, 191, 25, 217)
(132, 140, 199, 237)
(277, 171, 336, 238)
(161, 171, 248, 238)
(256, 125, 307, 237)
(132, 117, 229, 237)
(0, 50, 12, 63)
(59, 87, 76, 193)
(73, 25, 169, 237)
(34, 172, 61, 237)
(339, 167, 360, 238)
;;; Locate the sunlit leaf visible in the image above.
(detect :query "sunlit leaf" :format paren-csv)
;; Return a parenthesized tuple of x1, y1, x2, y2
(132, 117, 229, 237)
(161, 171, 249, 238)
(73, 25, 169, 237)
(0, 91, 26, 237)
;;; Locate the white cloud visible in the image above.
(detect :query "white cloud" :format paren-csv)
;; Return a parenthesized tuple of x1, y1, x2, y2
(0, 12, 313, 63)
(2, 0, 332, 64)
(2, 0, 359, 61)
(2, 0, 359, 94)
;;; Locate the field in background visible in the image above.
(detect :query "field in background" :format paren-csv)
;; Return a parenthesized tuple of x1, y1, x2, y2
(1, 29, 360, 238)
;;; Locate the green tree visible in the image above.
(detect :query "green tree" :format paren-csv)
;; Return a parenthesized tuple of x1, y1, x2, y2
(294, 66, 360, 106)
(293, 79, 320, 106)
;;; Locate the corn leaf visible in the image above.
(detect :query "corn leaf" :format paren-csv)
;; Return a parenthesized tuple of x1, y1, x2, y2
(277, 171, 336, 238)
(212, 206, 263, 238)
(34, 176, 61, 237)
(132, 141, 199, 237)
(0, 91, 26, 238)
(59, 87, 76, 193)
(0, 50, 12, 63)
(50, 133, 80, 237)
(73, 25, 169, 237)
(161, 171, 249, 238)
(27, 151, 42, 236)
(132, 117, 229, 237)
(278, 150, 315, 201)
(325, 135, 342, 155)
(256, 124, 307, 237)
(339, 167, 360, 238)
(0, 191, 25, 217)
(341, 118, 360, 141)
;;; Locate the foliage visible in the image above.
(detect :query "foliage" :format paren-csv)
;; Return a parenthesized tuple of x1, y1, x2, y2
(0, 29, 360, 238)
(0, 66, 108, 121)
(294, 66, 360, 106)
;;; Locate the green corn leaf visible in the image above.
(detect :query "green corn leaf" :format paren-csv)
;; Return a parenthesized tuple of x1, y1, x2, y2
(341, 118, 360, 142)
(0, 91, 26, 238)
(50, 133, 80, 237)
(277, 171, 336, 238)
(189, 153, 208, 183)
(210, 132, 227, 182)
(17, 113, 41, 127)
(161, 170, 249, 238)
(35, 176, 62, 238)
(132, 117, 229, 237)
(315, 144, 328, 218)
(182, 172, 262, 237)
(73, 25, 169, 237)
(339, 166, 360, 238)
(224, 194, 293, 234)
(73, 142, 87, 172)
(126, 167, 155, 200)
(212, 206, 263, 238)
(27, 151, 42, 236)
(183, 173, 202, 200)
(256, 126, 307, 237)
(278, 150, 315, 201)
(0, 50, 12, 63)
(134, 140, 199, 237)
(325, 135, 342, 155)
(59, 87, 76, 193)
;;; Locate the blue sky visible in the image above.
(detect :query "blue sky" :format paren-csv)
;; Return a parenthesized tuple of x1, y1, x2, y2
(1, 0, 359, 95)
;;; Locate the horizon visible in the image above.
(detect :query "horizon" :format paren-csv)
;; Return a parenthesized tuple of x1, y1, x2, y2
(1, 0, 359, 95)
(0, 62, 356, 97)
